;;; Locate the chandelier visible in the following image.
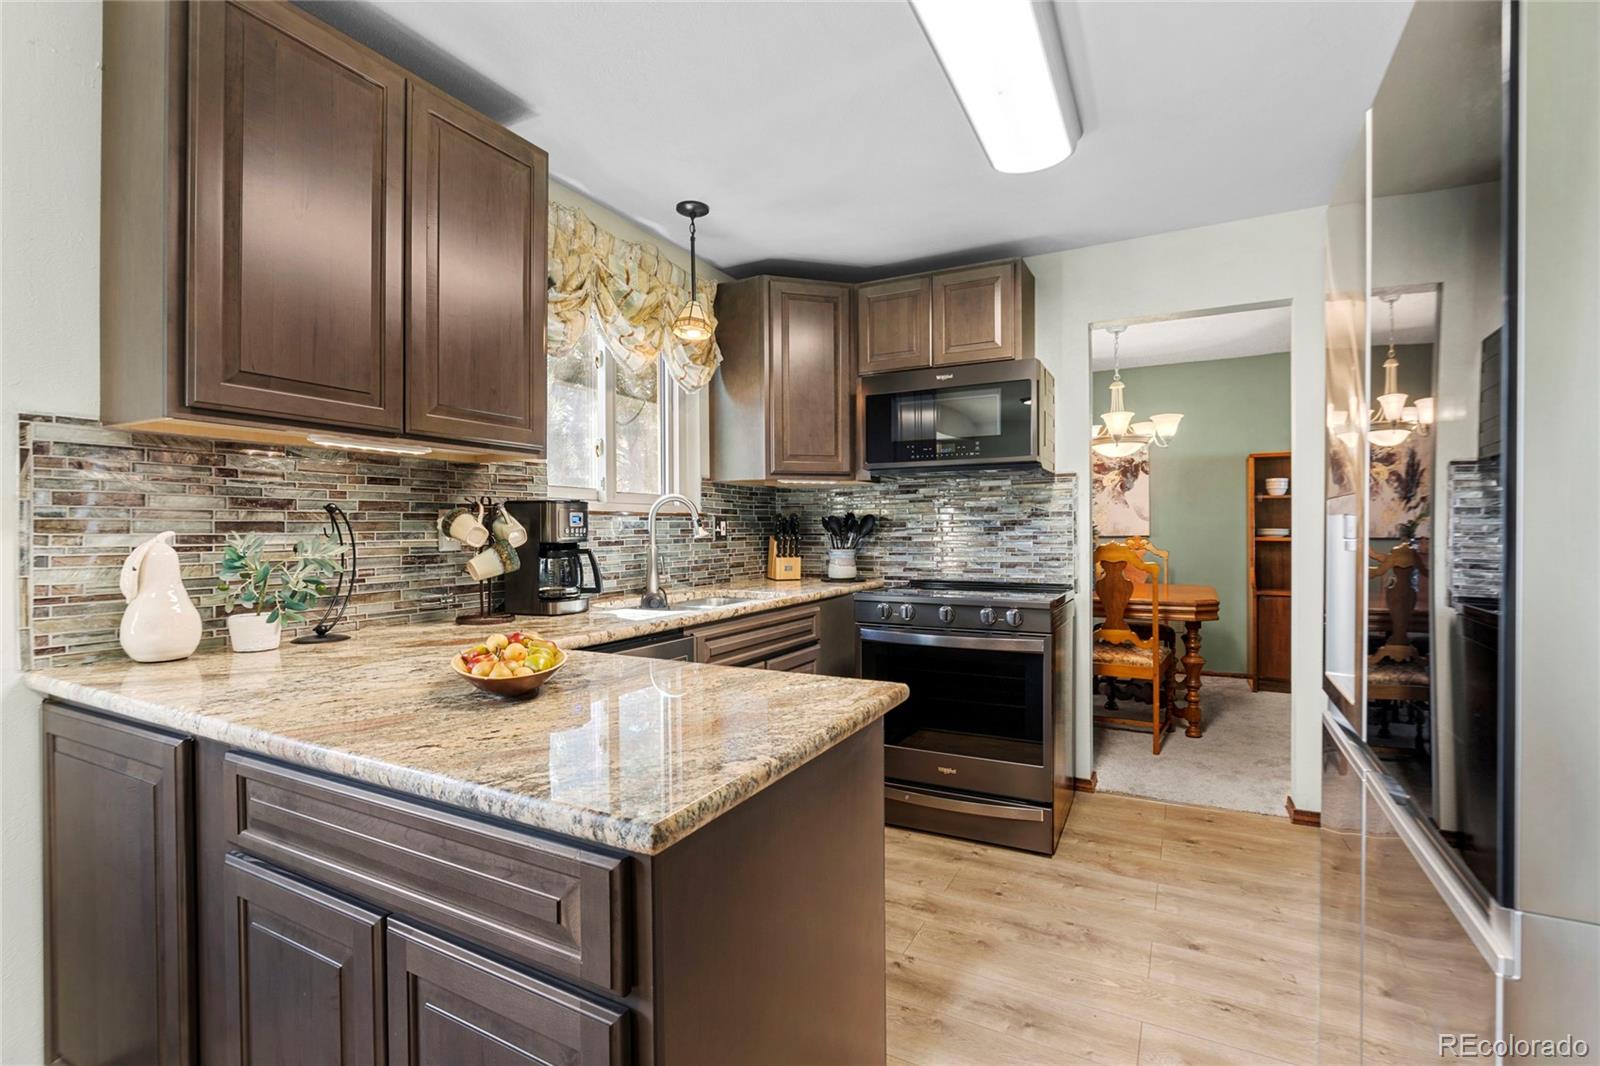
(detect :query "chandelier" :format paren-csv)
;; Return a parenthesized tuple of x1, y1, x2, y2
(1369, 294, 1434, 448)
(1091, 325, 1183, 458)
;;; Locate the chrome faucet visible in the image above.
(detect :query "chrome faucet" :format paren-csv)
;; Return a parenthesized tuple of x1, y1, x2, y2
(640, 493, 707, 609)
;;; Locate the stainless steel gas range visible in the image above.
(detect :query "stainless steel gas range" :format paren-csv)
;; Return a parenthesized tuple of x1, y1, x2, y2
(855, 580, 1074, 854)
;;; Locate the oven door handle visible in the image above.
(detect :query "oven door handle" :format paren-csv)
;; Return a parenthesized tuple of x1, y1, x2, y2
(858, 626, 1047, 654)
(885, 786, 1046, 822)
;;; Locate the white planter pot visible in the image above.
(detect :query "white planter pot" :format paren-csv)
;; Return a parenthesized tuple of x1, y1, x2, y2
(227, 613, 282, 653)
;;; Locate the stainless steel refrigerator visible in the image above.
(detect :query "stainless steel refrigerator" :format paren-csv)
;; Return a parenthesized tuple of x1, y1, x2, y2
(1318, 2, 1600, 1060)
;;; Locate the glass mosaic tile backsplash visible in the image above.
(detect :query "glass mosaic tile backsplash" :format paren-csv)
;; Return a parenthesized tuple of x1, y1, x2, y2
(18, 414, 1074, 666)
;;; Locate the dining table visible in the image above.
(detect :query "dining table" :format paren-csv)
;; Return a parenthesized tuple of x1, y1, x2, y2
(1092, 582, 1222, 738)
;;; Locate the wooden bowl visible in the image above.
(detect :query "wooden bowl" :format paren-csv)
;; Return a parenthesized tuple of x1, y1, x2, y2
(451, 642, 567, 699)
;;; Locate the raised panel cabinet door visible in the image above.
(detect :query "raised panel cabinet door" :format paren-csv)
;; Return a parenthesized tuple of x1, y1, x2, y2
(385, 920, 627, 1066)
(931, 261, 1017, 366)
(857, 276, 931, 374)
(222, 854, 385, 1066)
(1255, 594, 1293, 686)
(767, 280, 853, 476)
(407, 83, 549, 451)
(188, 0, 406, 431)
(44, 703, 195, 1066)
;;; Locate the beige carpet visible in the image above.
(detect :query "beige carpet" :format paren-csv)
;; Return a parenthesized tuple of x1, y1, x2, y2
(1090, 676, 1292, 816)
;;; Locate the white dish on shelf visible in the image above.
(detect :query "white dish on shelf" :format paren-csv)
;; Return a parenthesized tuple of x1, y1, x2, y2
(1258, 528, 1291, 538)
(1264, 478, 1290, 496)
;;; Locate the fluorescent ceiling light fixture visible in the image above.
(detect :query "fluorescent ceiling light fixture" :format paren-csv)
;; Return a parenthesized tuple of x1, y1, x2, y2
(306, 433, 433, 456)
(910, 0, 1082, 174)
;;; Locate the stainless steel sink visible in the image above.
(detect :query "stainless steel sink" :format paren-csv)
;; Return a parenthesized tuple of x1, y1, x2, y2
(673, 596, 755, 610)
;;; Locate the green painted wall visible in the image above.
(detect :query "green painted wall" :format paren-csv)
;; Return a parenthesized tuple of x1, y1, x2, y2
(1092, 352, 1291, 674)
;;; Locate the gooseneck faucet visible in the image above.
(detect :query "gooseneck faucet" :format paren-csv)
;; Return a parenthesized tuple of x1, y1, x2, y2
(640, 493, 704, 609)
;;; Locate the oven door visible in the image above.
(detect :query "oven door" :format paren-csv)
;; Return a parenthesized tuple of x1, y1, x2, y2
(859, 626, 1052, 802)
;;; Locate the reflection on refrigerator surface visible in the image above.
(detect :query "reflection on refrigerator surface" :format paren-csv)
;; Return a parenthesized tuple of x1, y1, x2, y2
(1361, 781, 1497, 1062)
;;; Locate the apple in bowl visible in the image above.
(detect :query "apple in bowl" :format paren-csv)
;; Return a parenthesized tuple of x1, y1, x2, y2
(452, 632, 566, 698)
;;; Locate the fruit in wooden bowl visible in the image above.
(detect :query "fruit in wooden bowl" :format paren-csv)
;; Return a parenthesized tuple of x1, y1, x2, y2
(452, 631, 566, 698)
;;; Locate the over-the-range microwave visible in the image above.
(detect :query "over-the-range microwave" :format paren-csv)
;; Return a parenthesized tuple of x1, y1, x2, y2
(859, 359, 1055, 472)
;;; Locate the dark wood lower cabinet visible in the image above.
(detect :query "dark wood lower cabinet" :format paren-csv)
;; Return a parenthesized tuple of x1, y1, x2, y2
(386, 920, 627, 1066)
(44, 698, 886, 1065)
(44, 704, 195, 1066)
(222, 853, 385, 1066)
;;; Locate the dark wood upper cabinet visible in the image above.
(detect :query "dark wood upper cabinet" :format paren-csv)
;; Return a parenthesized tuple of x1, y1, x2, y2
(712, 277, 854, 481)
(769, 280, 853, 475)
(45, 703, 195, 1066)
(385, 920, 628, 1066)
(187, 0, 406, 432)
(101, 0, 548, 459)
(931, 260, 1032, 366)
(405, 84, 549, 450)
(857, 276, 931, 374)
(222, 853, 385, 1066)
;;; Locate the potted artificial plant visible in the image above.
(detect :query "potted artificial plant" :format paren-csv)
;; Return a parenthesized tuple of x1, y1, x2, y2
(217, 533, 343, 652)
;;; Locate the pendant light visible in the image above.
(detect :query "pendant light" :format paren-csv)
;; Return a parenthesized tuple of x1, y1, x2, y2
(1091, 325, 1183, 458)
(1369, 294, 1434, 448)
(671, 200, 713, 343)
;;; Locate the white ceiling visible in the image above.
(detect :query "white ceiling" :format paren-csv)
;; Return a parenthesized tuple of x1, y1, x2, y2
(1087, 287, 1437, 372)
(305, 1, 1412, 280)
(1090, 306, 1291, 371)
(1371, 288, 1439, 346)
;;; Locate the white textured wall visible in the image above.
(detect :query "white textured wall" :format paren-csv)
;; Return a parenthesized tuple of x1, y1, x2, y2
(1, 3, 103, 1062)
(1026, 207, 1329, 810)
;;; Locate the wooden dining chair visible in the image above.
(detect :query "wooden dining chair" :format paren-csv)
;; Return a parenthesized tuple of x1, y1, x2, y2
(1122, 535, 1172, 588)
(1093, 542, 1180, 754)
(1118, 535, 1177, 654)
(1367, 542, 1431, 746)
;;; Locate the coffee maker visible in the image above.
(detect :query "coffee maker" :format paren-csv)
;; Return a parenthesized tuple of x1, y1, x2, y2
(502, 500, 604, 615)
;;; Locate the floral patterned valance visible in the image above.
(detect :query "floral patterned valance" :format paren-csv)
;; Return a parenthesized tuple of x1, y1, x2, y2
(547, 203, 722, 392)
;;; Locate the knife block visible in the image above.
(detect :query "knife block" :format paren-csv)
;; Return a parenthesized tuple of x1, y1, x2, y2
(766, 537, 802, 581)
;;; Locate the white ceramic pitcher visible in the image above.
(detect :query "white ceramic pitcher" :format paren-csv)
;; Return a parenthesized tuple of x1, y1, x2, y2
(119, 531, 202, 662)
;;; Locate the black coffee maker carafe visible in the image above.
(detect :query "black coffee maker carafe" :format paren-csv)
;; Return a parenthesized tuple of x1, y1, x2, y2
(502, 500, 603, 615)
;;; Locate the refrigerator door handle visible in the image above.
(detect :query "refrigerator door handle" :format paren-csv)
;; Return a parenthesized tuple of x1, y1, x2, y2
(1364, 770, 1522, 979)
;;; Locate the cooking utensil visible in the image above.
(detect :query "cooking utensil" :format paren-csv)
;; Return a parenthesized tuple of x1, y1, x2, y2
(855, 514, 878, 547)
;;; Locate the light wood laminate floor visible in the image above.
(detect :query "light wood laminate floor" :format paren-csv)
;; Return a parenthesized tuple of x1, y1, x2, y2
(886, 791, 1321, 1066)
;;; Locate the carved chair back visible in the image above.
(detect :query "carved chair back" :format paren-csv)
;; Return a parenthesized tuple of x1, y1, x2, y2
(1094, 542, 1163, 652)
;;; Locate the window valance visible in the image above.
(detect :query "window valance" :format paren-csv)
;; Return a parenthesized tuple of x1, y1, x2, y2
(547, 203, 722, 392)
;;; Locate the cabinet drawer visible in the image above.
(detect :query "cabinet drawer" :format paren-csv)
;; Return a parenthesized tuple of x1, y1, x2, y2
(387, 919, 627, 1066)
(689, 603, 821, 666)
(222, 753, 628, 994)
(766, 643, 821, 673)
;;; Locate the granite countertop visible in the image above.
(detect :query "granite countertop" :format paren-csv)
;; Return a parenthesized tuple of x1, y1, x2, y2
(25, 578, 904, 855)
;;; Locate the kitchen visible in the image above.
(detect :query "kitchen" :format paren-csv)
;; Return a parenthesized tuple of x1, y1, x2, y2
(2, 2, 1597, 1065)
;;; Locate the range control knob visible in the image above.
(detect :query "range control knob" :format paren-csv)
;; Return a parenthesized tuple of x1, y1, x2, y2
(876, 602, 892, 620)
(899, 604, 916, 622)
(938, 605, 954, 624)
(979, 607, 997, 626)
(1005, 609, 1024, 628)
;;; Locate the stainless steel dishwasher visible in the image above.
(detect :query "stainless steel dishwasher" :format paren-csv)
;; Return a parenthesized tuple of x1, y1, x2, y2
(588, 631, 697, 661)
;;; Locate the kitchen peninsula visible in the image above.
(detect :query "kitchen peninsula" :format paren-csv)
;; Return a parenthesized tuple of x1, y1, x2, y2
(28, 582, 904, 1065)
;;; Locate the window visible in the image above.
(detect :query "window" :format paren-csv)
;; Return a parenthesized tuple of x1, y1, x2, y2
(548, 322, 677, 507)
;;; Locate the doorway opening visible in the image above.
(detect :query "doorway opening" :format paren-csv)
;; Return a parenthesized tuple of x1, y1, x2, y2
(1087, 302, 1296, 814)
